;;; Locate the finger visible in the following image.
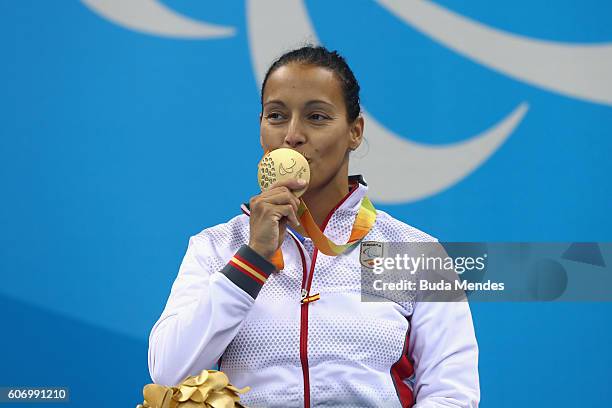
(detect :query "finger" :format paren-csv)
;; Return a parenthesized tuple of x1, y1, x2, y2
(274, 204, 299, 226)
(259, 190, 300, 212)
(268, 178, 308, 194)
(266, 185, 301, 209)
(288, 207, 300, 226)
(288, 212, 300, 228)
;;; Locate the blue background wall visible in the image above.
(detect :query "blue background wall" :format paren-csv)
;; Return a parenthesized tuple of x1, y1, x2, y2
(1, 1, 611, 406)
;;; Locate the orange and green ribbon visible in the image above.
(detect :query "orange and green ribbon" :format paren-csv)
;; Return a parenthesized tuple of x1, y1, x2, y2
(269, 191, 377, 271)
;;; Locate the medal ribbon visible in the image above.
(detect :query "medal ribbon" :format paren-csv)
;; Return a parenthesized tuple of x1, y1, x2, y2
(269, 189, 377, 271)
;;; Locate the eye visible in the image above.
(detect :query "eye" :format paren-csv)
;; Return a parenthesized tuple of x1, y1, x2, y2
(309, 113, 329, 121)
(265, 112, 285, 121)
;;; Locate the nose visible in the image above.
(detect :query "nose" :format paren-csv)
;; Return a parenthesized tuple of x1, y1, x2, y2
(283, 117, 306, 148)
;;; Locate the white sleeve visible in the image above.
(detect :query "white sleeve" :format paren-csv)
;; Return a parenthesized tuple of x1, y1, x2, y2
(147, 235, 276, 386)
(409, 296, 480, 408)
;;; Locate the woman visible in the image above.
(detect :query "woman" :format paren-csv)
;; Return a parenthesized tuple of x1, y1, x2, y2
(148, 46, 479, 407)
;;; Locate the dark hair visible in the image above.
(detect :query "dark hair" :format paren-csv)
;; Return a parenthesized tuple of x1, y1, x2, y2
(260, 45, 361, 123)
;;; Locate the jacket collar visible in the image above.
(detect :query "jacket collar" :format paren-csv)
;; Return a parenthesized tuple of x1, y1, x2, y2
(340, 174, 368, 216)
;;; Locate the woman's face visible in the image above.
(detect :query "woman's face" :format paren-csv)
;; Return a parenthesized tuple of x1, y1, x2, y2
(260, 63, 363, 192)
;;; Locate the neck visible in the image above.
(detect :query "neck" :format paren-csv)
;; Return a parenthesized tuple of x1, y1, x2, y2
(301, 163, 350, 228)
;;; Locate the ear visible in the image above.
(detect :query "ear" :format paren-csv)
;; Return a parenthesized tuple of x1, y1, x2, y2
(348, 115, 364, 151)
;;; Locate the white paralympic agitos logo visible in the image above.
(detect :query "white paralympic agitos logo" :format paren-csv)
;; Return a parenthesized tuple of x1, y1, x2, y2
(81, 0, 612, 203)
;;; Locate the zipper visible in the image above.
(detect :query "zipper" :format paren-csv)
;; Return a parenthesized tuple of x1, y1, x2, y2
(287, 234, 312, 408)
(294, 183, 360, 408)
(300, 248, 317, 408)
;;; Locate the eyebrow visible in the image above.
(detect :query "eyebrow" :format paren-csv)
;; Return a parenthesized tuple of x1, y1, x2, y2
(263, 99, 335, 108)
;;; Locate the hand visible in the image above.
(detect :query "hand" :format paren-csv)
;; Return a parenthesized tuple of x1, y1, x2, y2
(248, 178, 307, 260)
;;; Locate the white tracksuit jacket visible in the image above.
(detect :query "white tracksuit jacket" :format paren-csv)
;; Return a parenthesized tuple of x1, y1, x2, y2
(148, 176, 480, 407)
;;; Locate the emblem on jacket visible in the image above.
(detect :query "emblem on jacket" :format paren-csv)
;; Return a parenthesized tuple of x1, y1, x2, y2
(360, 241, 385, 269)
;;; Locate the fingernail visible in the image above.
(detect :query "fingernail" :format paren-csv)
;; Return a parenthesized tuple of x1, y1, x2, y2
(297, 179, 307, 185)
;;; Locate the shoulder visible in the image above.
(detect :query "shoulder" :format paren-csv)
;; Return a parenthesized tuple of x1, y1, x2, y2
(189, 214, 250, 260)
(372, 209, 438, 242)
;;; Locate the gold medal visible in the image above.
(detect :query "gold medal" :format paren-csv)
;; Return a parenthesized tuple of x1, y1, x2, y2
(258, 148, 310, 197)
